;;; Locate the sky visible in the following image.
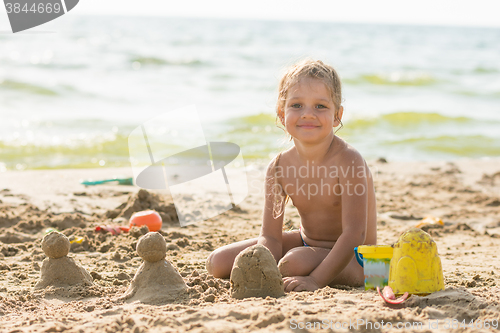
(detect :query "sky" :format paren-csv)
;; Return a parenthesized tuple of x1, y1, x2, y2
(71, 0, 500, 27)
(1, 0, 499, 30)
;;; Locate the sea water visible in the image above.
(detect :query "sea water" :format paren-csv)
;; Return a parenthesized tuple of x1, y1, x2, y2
(1, 16, 499, 170)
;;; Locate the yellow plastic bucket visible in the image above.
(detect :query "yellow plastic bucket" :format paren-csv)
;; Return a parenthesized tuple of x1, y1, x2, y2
(354, 245, 393, 290)
(388, 228, 444, 295)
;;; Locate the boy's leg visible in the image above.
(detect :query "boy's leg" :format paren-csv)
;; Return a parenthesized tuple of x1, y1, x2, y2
(327, 256, 364, 287)
(278, 247, 364, 287)
(206, 238, 258, 278)
(206, 230, 303, 278)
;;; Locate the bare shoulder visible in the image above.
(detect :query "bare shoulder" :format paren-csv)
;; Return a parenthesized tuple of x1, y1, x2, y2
(265, 156, 276, 176)
(273, 147, 297, 169)
(265, 148, 295, 180)
(332, 136, 366, 168)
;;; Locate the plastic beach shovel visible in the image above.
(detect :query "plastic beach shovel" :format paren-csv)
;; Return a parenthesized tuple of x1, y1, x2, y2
(95, 225, 130, 235)
(377, 286, 409, 304)
(80, 177, 133, 186)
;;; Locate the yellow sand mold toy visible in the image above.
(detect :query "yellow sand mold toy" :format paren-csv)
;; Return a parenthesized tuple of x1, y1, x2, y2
(388, 228, 444, 295)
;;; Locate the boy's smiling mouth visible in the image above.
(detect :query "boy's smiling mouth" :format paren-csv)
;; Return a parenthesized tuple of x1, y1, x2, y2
(298, 124, 320, 129)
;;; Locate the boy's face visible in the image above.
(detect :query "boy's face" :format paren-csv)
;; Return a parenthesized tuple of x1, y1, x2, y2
(282, 77, 343, 145)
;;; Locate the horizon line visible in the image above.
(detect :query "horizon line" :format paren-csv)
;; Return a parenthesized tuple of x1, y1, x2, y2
(70, 13, 500, 30)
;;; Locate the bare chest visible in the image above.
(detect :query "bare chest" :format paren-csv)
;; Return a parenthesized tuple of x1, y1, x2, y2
(279, 173, 342, 214)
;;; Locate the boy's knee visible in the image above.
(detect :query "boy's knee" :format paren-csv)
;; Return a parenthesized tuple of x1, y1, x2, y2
(278, 250, 300, 277)
(206, 250, 229, 279)
(206, 251, 215, 275)
(278, 247, 319, 277)
(277, 258, 291, 277)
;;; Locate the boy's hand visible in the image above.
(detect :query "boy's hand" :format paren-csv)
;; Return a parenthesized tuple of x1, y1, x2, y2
(283, 276, 320, 292)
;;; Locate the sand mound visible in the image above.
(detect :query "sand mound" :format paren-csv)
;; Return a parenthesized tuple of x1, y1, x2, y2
(230, 244, 284, 299)
(35, 232, 93, 289)
(0, 210, 20, 228)
(0, 203, 42, 229)
(0, 230, 36, 244)
(49, 213, 88, 230)
(35, 257, 94, 289)
(122, 232, 187, 303)
(106, 190, 178, 225)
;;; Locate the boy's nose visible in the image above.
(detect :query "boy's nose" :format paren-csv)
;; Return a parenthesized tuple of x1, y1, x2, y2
(301, 106, 316, 117)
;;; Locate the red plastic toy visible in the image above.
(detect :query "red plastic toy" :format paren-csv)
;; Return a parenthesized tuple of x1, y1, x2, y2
(129, 210, 162, 232)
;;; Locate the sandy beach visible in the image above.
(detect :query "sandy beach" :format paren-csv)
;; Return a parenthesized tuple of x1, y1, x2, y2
(1, 158, 500, 332)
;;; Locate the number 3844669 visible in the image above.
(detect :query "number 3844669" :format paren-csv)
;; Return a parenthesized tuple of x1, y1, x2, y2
(5, 2, 62, 14)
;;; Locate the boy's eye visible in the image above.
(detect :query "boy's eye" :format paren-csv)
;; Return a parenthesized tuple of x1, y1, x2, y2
(316, 104, 327, 109)
(291, 103, 301, 108)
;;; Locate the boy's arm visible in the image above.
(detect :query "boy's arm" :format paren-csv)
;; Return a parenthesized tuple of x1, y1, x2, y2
(308, 151, 368, 287)
(258, 159, 285, 262)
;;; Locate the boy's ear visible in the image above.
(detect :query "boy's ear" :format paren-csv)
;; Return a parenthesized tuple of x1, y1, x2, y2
(278, 107, 285, 125)
(334, 106, 344, 127)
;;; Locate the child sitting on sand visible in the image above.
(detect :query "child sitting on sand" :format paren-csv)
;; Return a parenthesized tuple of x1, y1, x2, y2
(206, 59, 377, 292)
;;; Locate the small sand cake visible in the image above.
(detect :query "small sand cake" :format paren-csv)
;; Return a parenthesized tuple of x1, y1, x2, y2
(230, 244, 285, 299)
(122, 232, 187, 303)
(35, 231, 93, 289)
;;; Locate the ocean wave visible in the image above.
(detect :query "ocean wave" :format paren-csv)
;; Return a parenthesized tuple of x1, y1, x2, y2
(385, 135, 500, 157)
(37, 63, 88, 70)
(130, 56, 207, 67)
(340, 111, 500, 145)
(342, 112, 474, 134)
(0, 79, 58, 96)
(0, 134, 130, 170)
(2, 111, 499, 170)
(226, 113, 278, 127)
(0, 130, 223, 170)
(226, 112, 489, 131)
(344, 112, 477, 130)
(451, 67, 499, 75)
(344, 72, 437, 86)
(452, 89, 500, 98)
(473, 67, 499, 74)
